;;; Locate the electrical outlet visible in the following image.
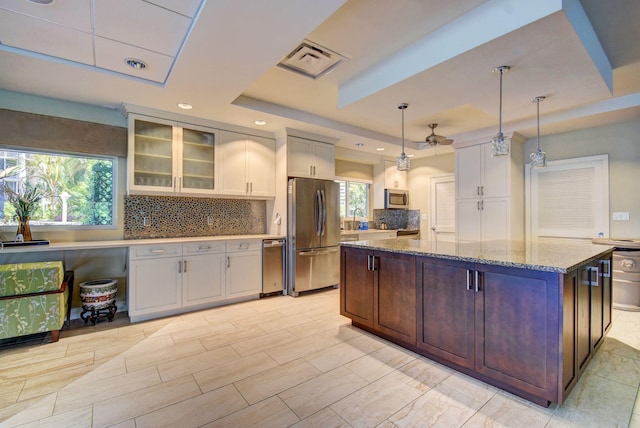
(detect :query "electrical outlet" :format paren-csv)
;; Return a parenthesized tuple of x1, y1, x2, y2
(613, 212, 630, 221)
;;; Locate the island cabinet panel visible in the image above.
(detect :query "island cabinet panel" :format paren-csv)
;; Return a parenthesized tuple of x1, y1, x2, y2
(417, 257, 475, 369)
(340, 247, 416, 345)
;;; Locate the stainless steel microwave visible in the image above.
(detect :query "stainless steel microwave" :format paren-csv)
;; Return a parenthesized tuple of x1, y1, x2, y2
(384, 189, 409, 209)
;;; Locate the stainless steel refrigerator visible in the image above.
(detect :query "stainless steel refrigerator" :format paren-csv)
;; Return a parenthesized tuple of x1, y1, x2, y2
(287, 178, 340, 296)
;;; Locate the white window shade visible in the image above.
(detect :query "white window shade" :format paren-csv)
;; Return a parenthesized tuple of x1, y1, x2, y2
(526, 155, 609, 241)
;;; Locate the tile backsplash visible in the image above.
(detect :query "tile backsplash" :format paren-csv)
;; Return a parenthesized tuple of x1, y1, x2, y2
(124, 195, 266, 239)
(372, 209, 420, 230)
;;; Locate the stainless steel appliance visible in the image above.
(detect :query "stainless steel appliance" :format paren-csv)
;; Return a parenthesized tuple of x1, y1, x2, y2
(592, 238, 640, 311)
(396, 229, 420, 239)
(287, 178, 340, 296)
(262, 238, 285, 296)
(384, 189, 409, 209)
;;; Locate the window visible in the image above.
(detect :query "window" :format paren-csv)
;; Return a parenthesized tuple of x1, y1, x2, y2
(0, 149, 116, 228)
(337, 179, 370, 218)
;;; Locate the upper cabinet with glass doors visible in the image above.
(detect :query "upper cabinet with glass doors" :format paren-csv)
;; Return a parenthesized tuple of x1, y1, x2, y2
(128, 114, 217, 195)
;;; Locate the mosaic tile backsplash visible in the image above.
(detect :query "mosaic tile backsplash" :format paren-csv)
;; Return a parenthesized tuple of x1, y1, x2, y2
(124, 195, 266, 239)
(372, 209, 420, 230)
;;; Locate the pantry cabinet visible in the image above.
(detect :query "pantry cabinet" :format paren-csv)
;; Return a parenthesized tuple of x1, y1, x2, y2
(455, 139, 524, 241)
(128, 114, 217, 195)
(287, 135, 335, 179)
(218, 131, 276, 198)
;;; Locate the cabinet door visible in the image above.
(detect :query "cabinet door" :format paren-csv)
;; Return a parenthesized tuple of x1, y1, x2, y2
(247, 136, 276, 197)
(456, 145, 482, 199)
(340, 247, 374, 327)
(417, 257, 475, 369)
(226, 251, 261, 298)
(287, 136, 314, 178)
(183, 253, 225, 307)
(481, 143, 509, 198)
(590, 257, 612, 351)
(456, 199, 481, 242)
(481, 198, 510, 241)
(312, 141, 335, 180)
(374, 251, 416, 345)
(475, 265, 560, 402)
(179, 125, 217, 195)
(128, 116, 177, 193)
(218, 132, 249, 196)
(129, 257, 181, 315)
(576, 265, 593, 372)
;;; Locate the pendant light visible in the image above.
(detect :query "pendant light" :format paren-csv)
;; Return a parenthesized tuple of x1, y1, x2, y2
(396, 103, 410, 171)
(529, 96, 547, 168)
(490, 65, 510, 157)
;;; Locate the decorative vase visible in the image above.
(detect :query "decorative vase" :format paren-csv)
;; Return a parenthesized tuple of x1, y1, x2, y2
(16, 216, 32, 241)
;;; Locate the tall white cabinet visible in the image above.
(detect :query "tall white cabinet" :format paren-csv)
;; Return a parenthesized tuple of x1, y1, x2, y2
(455, 138, 524, 242)
(287, 135, 336, 180)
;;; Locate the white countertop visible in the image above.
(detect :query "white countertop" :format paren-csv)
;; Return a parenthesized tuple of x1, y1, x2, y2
(0, 234, 285, 253)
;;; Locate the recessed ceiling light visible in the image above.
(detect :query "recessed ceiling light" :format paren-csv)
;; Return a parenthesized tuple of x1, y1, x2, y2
(407, 154, 415, 158)
(177, 103, 192, 110)
(376, 148, 385, 151)
(27, 0, 54, 4)
(125, 58, 147, 70)
(355, 143, 364, 147)
(254, 120, 267, 126)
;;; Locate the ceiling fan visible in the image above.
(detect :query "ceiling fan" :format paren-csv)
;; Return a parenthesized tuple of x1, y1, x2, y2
(425, 123, 454, 146)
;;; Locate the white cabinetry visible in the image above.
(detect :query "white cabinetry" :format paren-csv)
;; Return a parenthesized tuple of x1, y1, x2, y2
(128, 114, 217, 195)
(287, 135, 335, 179)
(384, 160, 407, 190)
(218, 131, 276, 198)
(455, 139, 524, 242)
(226, 239, 262, 299)
(360, 230, 398, 240)
(128, 239, 262, 322)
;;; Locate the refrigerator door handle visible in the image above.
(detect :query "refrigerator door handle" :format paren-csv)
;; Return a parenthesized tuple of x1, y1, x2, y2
(314, 190, 321, 236)
(320, 190, 327, 236)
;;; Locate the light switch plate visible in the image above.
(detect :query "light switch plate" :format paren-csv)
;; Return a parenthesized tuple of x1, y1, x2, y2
(421, 214, 428, 220)
(613, 212, 630, 221)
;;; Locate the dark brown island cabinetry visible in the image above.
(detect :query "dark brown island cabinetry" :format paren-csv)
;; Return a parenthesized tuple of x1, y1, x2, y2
(340, 244, 613, 407)
(340, 247, 416, 346)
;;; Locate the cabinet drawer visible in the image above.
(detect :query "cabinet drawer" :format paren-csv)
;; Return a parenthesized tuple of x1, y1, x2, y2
(226, 240, 262, 252)
(130, 244, 182, 260)
(184, 241, 225, 255)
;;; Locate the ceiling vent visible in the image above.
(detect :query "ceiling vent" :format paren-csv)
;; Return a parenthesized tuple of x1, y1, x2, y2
(277, 39, 347, 79)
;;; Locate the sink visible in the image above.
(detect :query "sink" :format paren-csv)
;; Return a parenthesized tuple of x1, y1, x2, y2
(0, 240, 50, 249)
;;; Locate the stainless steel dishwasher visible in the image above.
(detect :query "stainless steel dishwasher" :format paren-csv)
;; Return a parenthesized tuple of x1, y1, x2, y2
(262, 238, 286, 296)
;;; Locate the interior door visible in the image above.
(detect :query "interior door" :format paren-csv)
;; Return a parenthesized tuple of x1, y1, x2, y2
(430, 174, 455, 242)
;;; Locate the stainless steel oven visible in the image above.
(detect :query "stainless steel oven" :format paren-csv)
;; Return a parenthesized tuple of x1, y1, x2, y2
(384, 189, 409, 209)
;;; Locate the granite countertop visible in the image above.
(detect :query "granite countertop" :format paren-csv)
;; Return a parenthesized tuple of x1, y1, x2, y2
(0, 234, 285, 253)
(341, 239, 614, 273)
(340, 229, 397, 235)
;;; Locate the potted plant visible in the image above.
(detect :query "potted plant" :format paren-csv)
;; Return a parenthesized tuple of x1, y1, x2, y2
(1, 168, 51, 242)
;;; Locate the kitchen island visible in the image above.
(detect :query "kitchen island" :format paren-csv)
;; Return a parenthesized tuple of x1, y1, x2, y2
(340, 239, 613, 407)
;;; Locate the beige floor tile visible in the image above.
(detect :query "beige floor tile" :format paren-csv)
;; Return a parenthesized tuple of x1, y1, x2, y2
(586, 348, 640, 387)
(562, 372, 637, 426)
(107, 420, 137, 428)
(265, 334, 341, 365)
(92, 375, 202, 427)
(0, 392, 57, 427)
(286, 315, 350, 339)
(395, 357, 453, 393)
(630, 413, 640, 428)
(318, 323, 366, 342)
(290, 407, 351, 428)
(135, 384, 247, 428)
(601, 336, 640, 361)
(18, 362, 96, 401)
(279, 366, 369, 419)
(258, 312, 316, 333)
(199, 324, 267, 351)
(0, 351, 94, 381)
(345, 344, 416, 382)
(18, 404, 93, 428)
(168, 320, 237, 344)
(156, 345, 239, 381)
(146, 315, 212, 337)
(331, 370, 425, 427)
(464, 393, 552, 427)
(123, 335, 205, 373)
(235, 359, 322, 404)
(230, 329, 300, 357)
(548, 403, 620, 427)
(226, 309, 285, 330)
(202, 395, 300, 428)
(54, 365, 161, 415)
(193, 352, 279, 393)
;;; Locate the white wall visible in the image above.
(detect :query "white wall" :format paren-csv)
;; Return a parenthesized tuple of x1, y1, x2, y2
(523, 119, 640, 238)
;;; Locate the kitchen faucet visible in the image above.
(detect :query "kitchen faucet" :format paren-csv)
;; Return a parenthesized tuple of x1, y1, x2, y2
(353, 207, 365, 226)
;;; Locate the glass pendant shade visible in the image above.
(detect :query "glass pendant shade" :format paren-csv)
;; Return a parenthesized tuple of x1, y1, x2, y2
(491, 66, 510, 157)
(396, 103, 410, 171)
(529, 96, 547, 168)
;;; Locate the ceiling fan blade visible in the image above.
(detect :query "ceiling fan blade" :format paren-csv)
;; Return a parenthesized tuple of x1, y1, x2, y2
(439, 138, 454, 145)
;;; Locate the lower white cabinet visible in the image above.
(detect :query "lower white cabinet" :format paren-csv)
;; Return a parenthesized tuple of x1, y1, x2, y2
(226, 240, 262, 299)
(128, 239, 262, 322)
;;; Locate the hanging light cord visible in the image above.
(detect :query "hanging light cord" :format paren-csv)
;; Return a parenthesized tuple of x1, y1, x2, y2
(498, 68, 504, 136)
(536, 97, 541, 150)
(401, 106, 405, 154)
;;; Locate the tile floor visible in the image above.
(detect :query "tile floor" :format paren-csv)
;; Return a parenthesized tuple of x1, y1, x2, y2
(1, 289, 639, 428)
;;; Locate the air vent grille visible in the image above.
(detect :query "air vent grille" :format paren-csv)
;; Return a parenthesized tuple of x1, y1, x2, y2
(277, 39, 347, 79)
